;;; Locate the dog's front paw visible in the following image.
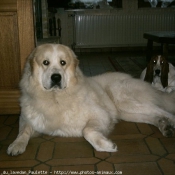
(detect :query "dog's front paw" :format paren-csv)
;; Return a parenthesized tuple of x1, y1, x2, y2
(7, 141, 27, 156)
(93, 138, 117, 152)
(83, 127, 118, 153)
(165, 87, 173, 93)
(88, 137, 117, 152)
(158, 118, 174, 137)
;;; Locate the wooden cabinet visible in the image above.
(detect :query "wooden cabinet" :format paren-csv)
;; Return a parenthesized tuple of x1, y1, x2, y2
(0, 0, 35, 114)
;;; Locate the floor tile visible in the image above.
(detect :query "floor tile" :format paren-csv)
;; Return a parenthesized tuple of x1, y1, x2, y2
(0, 143, 39, 161)
(96, 161, 114, 171)
(166, 154, 175, 161)
(0, 126, 12, 141)
(51, 165, 95, 175)
(145, 137, 167, 156)
(53, 142, 93, 159)
(94, 150, 111, 160)
(109, 133, 146, 140)
(107, 154, 159, 164)
(0, 116, 8, 127)
(47, 158, 100, 166)
(114, 162, 162, 175)
(160, 138, 175, 154)
(149, 125, 165, 138)
(33, 164, 51, 174)
(7, 127, 19, 139)
(158, 158, 175, 175)
(52, 137, 86, 143)
(136, 123, 153, 135)
(0, 160, 39, 168)
(111, 139, 150, 155)
(4, 115, 19, 126)
(110, 122, 139, 135)
(37, 141, 55, 162)
(0, 168, 31, 175)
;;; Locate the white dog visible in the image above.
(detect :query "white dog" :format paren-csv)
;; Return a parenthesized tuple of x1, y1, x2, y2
(7, 44, 175, 156)
(140, 55, 175, 93)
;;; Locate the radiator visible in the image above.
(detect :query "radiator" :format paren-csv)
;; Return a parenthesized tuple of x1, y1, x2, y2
(74, 13, 175, 48)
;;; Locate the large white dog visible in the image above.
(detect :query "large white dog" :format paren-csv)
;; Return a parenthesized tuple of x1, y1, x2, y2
(7, 44, 175, 156)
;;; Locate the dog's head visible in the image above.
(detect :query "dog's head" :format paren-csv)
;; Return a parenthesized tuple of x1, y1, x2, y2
(23, 44, 80, 91)
(144, 55, 169, 88)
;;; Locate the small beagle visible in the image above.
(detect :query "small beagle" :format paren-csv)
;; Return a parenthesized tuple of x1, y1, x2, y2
(140, 55, 175, 93)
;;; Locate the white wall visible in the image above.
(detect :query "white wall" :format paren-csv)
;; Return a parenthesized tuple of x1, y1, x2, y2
(55, 0, 175, 48)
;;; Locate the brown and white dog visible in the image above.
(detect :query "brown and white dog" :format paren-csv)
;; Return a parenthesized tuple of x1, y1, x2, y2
(140, 55, 175, 93)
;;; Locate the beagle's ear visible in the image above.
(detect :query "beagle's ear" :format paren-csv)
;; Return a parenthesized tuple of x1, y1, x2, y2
(144, 61, 154, 83)
(161, 58, 169, 88)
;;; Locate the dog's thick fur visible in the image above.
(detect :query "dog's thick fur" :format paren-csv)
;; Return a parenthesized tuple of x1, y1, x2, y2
(7, 44, 175, 156)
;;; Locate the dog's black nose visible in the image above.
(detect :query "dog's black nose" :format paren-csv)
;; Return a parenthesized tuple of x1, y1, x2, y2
(155, 69, 160, 75)
(51, 74, 61, 84)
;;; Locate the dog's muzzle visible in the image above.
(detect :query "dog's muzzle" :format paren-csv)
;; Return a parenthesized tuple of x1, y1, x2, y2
(155, 69, 161, 76)
(51, 73, 62, 88)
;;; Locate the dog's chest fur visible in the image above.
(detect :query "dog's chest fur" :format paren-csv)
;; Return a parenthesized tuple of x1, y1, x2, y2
(22, 83, 116, 137)
(25, 95, 88, 136)
(152, 76, 164, 90)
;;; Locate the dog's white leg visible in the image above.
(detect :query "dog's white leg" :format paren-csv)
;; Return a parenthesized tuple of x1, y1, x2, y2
(83, 120, 117, 152)
(165, 86, 175, 93)
(118, 105, 175, 137)
(7, 119, 36, 156)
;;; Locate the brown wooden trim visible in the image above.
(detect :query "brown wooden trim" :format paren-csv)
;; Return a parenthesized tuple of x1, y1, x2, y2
(0, 12, 21, 89)
(0, 90, 20, 114)
(0, 0, 35, 115)
(17, 0, 35, 72)
(0, 0, 17, 12)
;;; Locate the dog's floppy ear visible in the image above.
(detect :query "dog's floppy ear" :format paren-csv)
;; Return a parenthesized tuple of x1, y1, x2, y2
(161, 56, 169, 88)
(65, 46, 79, 70)
(20, 47, 37, 91)
(65, 46, 80, 86)
(144, 58, 154, 83)
(29, 55, 34, 73)
(20, 48, 36, 76)
(67, 46, 79, 68)
(24, 47, 37, 75)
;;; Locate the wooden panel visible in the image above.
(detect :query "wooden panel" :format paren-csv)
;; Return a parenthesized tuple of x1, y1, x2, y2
(0, 0, 17, 12)
(0, 12, 20, 89)
(0, 0, 35, 115)
(0, 90, 20, 114)
(17, 0, 35, 71)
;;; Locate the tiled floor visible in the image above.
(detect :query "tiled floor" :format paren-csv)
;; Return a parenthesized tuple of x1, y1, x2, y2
(77, 51, 145, 76)
(0, 51, 175, 175)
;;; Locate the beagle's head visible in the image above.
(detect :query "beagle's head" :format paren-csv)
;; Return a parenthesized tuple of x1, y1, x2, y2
(144, 55, 169, 88)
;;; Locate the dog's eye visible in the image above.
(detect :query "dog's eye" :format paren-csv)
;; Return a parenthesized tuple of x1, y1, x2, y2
(161, 61, 164, 65)
(60, 60, 66, 66)
(153, 60, 156, 64)
(43, 60, 50, 66)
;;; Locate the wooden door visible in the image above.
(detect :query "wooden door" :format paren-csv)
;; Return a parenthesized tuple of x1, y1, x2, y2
(0, 0, 35, 114)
